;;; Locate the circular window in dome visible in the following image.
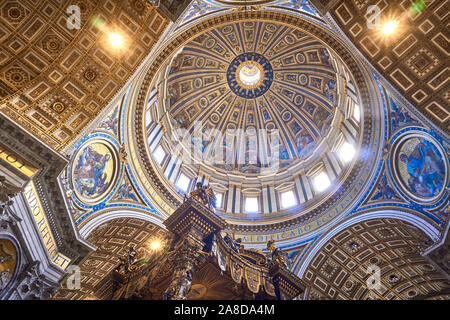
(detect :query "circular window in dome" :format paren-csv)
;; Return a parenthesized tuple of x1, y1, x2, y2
(227, 52, 273, 98)
(139, 18, 377, 229)
(238, 62, 262, 86)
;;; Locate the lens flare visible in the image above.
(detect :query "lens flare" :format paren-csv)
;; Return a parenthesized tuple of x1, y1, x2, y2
(109, 33, 123, 47)
(150, 240, 160, 250)
(411, 0, 427, 15)
(92, 16, 104, 29)
(382, 20, 399, 35)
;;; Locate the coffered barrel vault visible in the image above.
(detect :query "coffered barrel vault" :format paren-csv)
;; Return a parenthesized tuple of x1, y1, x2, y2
(0, 0, 169, 151)
(312, 0, 450, 133)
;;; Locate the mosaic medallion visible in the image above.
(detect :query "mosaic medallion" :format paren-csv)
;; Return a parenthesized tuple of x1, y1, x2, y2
(394, 135, 447, 201)
(71, 140, 118, 204)
(227, 53, 273, 98)
(0, 239, 17, 292)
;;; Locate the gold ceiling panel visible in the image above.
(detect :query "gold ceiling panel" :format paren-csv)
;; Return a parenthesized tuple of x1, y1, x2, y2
(302, 218, 450, 300)
(328, 0, 449, 133)
(0, 0, 169, 151)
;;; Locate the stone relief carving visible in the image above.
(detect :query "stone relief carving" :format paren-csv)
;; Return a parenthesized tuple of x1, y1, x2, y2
(0, 176, 23, 229)
(14, 261, 59, 300)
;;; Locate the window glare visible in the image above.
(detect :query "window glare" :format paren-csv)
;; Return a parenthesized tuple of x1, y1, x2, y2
(353, 104, 360, 122)
(314, 172, 331, 193)
(215, 192, 223, 208)
(153, 145, 166, 165)
(176, 173, 190, 193)
(245, 197, 258, 213)
(339, 142, 356, 163)
(281, 190, 296, 209)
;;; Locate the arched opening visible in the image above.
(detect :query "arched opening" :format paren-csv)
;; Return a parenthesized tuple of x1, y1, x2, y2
(52, 218, 169, 300)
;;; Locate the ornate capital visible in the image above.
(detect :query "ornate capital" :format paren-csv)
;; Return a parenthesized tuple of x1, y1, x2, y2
(15, 261, 59, 300)
(0, 176, 23, 228)
(0, 176, 23, 203)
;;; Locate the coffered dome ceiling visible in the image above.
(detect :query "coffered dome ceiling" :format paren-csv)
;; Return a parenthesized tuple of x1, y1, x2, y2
(163, 21, 338, 175)
(128, 10, 384, 235)
(136, 14, 375, 229)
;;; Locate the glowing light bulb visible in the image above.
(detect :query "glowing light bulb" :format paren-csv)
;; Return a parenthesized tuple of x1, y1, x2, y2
(109, 33, 123, 47)
(382, 21, 399, 35)
(150, 241, 160, 250)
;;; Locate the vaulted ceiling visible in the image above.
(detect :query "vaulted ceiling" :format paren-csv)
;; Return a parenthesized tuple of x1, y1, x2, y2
(320, 0, 449, 133)
(0, 0, 168, 151)
(165, 21, 339, 174)
(52, 218, 169, 300)
(302, 218, 450, 300)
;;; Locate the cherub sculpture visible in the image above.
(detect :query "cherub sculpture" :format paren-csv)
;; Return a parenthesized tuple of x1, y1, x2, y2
(115, 246, 138, 273)
(267, 240, 287, 267)
(223, 233, 242, 253)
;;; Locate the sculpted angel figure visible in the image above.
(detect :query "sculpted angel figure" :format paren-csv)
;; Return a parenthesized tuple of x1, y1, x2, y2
(267, 240, 288, 267)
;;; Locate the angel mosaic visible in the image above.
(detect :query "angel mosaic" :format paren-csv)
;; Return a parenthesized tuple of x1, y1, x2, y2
(115, 182, 139, 202)
(98, 107, 119, 136)
(73, 144, 113, 199)
(398, 138, 445, 198)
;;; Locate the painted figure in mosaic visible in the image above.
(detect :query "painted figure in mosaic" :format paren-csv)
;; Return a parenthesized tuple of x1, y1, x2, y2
(168, 85, 177, 107)
(296, 132, 315, 159)
(98, 107, 119, 136)
(371, 175, 396, 201)
(169, 56, 181, 74)
(174, 113, 188, 128)
(93, 154, 110, 190)
(399, 139, 445, 197)
(325, 79, 336, 103)
(280, 145, 290, 160)
(116, 182, 138, 202)
(73, 146, 111, 197)
(313, 107, 332, 136)
(389, 98, 415, 132)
